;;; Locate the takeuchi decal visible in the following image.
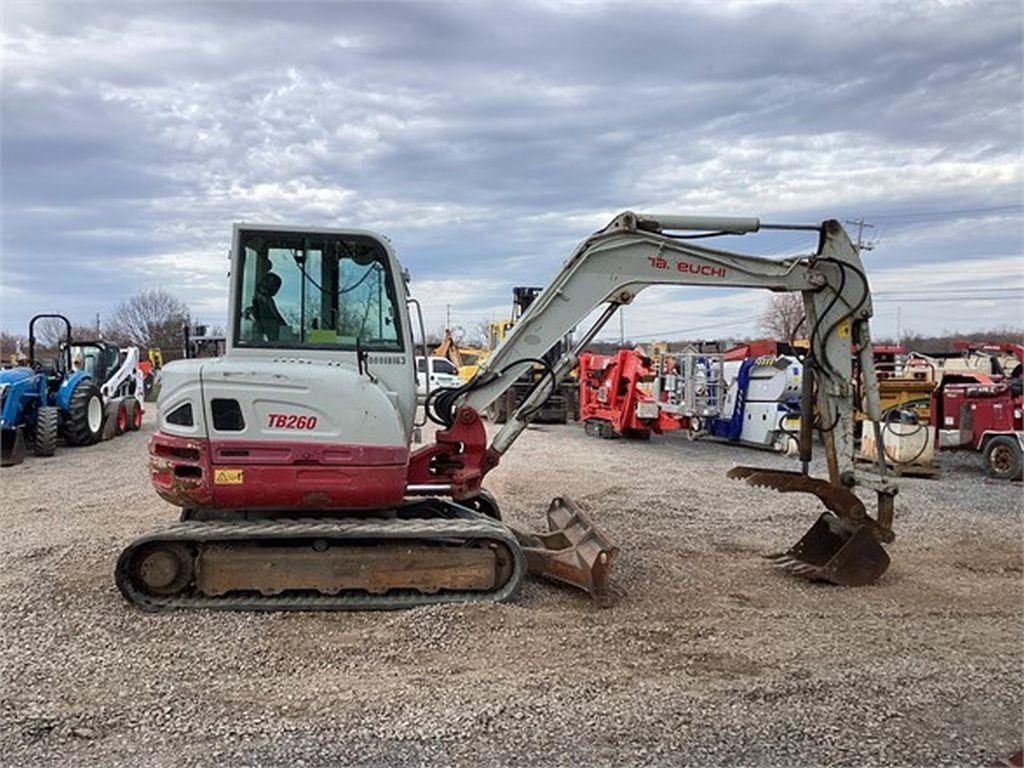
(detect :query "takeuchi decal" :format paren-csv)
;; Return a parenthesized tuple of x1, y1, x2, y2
(647, 255, 726, 278)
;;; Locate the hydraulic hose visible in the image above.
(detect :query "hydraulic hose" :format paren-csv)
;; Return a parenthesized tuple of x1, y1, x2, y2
(425, 357, 558, 428)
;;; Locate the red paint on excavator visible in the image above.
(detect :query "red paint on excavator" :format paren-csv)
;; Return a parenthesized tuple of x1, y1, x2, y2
(407, 406, 494, 500)
(149, 432, 410, 511)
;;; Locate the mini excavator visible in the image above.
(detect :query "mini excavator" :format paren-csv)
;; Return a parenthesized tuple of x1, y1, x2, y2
(117, 212, 897, 610)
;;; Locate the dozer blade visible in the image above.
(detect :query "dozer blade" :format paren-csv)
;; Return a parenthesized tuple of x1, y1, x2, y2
(727, 466, 890, 586)
(511, 497, 618, 597)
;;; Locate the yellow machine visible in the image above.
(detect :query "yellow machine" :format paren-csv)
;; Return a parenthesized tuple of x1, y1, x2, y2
(433, 330, 486, 381)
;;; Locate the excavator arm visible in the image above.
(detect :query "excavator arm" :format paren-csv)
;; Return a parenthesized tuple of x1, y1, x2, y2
(414, 211, 897, 588)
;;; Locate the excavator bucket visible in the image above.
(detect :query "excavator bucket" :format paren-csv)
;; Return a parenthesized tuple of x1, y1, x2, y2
(765, 513, 890, 586)
(726, 466, 890, 586)
(512, 497, 618, 596)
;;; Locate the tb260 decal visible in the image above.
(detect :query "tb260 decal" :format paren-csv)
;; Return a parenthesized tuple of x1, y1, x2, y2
(267, 414, 318, 429)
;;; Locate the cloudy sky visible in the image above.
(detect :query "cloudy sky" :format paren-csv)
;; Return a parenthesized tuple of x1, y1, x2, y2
(2, 0, 1021, 344)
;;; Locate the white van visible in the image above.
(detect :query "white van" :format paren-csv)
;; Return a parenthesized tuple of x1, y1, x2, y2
(416, 356, 461, 401)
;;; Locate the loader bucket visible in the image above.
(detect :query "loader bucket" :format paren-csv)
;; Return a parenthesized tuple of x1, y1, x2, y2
(726, 466, 890, 586)
(1, 426, 26, 467)
(512, 497, 618, 596)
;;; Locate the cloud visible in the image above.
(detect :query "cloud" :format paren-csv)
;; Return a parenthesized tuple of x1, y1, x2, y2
(1, 0, 1020, 341)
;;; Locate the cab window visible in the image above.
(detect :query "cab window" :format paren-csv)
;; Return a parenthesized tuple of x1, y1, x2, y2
(434, 359, 458, 375)
(236, 231, 403, 351)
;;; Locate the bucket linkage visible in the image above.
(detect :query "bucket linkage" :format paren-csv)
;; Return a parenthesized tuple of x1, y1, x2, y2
(727, 466, 893, 587)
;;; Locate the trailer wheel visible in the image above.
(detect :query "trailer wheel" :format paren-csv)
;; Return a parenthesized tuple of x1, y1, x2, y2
(983, 436, 1022, 481)
(64, 381, 104, 446)
(33, 406, 59, 457)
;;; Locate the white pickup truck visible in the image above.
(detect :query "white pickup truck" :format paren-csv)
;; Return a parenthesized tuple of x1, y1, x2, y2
(415, 355, 461, 402)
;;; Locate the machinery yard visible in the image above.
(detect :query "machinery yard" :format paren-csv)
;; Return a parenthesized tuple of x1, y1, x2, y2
(2, 4, 1021, 766)
(2, 412, 1021, 767)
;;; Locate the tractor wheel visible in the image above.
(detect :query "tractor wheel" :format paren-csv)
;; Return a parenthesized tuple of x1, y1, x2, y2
(983, 436, 1022, 481)
(125, 399, 143, 431)
(33, 406, 59, 457)
(64, 381, 104, 446)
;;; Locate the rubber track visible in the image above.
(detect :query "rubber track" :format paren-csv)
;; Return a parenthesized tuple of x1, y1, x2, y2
(115, 511, 526, 612)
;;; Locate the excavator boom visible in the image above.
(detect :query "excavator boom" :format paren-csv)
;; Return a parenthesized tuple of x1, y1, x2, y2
(422, 211, 897, 587)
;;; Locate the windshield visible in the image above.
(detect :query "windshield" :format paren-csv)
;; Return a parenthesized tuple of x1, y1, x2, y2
(434, 359, 458, 375)
(69, 343, 118, 381)
(235, 231, 403, 351)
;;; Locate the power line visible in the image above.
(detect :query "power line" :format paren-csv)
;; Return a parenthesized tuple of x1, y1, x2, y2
(608, 317, 756, 341)
(875, 295, 1023, 303)
(853, 204, 1022, 221)
(873, 286, 1024, 295)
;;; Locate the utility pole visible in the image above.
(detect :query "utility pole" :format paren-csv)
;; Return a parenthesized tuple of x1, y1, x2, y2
(445, 304, 451, 330)
(896, 306, 902, 346)
(618, 310, 625, 346)
(95, 312, 101, 337)
(845, 218, 876, 253)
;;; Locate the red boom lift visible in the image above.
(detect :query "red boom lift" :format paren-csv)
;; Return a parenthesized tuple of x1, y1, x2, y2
(578, 349, 687, 439)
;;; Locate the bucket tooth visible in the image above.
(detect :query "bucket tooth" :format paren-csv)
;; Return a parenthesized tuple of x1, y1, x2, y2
(511, 497, 618, 597)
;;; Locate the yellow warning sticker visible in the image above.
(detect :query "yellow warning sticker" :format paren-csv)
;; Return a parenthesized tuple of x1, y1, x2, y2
(837, 321, 851, 339)
(214, 468, 244, 485)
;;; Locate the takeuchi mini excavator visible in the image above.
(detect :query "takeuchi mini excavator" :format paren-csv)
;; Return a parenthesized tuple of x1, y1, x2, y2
(117, 212, 898, 611)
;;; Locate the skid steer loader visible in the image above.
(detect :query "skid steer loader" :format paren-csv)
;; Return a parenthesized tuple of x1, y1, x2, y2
(116, 212, 897, 611)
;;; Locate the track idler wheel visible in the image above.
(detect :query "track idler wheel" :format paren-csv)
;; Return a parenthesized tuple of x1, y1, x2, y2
(727, 466, 891, 587)
(130, 542, 194, 596)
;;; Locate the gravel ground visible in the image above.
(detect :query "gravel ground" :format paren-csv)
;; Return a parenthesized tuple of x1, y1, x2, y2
(1, 411, 1021, 767)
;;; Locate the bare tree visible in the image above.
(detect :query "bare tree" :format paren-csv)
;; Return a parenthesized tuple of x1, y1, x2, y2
(27, 316, 99, 348)
(425, 326, 446, 347)
(107, 289, 191, 351)
(0, 331, 27, 363)
(759, 294, 808, 341)
(468, 320, 491, 348)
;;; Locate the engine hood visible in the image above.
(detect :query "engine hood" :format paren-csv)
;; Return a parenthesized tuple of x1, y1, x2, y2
(157, 357, 408, 450)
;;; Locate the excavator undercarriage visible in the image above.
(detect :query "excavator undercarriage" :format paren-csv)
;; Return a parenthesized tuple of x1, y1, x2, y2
(117, 501, 525, 610)
(117, 497, 617, 611)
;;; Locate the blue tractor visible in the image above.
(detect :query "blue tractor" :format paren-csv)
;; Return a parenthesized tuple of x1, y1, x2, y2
(0, 314, 105, 466)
